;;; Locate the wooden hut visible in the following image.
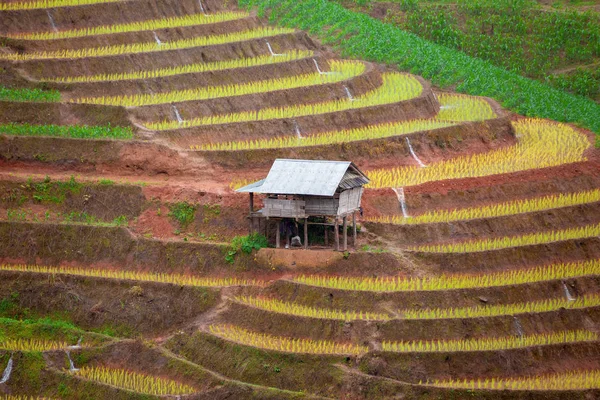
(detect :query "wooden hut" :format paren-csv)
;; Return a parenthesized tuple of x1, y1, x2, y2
(236, 159, 370, 251)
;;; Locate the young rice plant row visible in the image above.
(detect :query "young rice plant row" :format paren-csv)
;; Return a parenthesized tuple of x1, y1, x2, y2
(71, 60, 365, 106)
(0, 264, 262, 287)
(435, 93, 496, 121)
(428, 370, 600, 391)
(366, 119, 590, 188)
(0, 338, 68, 352)
(291, 259, 600, 292)
(401, 294, 600, 320)
(0, 123, 134, 139)
(148, 72, 423, 130)
(75, 366, 196, 396)
(0, 0, 120, 10)
(411, 223, 600, 253)
(369, 189, 600, 225)
(381, 330, 597, 353)
(234, 296, 391, 321)
(6, 12, 250, 40)
(194, 119, 456, 151)
(44, 50, 314, 83)
(209, 324, 368, 355)
(0, 27, 295, 60)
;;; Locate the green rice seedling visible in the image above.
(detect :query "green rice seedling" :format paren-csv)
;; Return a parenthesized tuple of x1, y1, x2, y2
(147, 72, 423, 130)
(0, 123, 133, 139)
(0, 0, 120, 10)
(366, 119, 590, 188)
(428, 370, 600, 390)
(70, 60, 365, 106)
(411, 223, 600, 253)
(44, 50, 314, 83)
(381, 330, 597, 353)
(368, 189, 600, 225)
(240, 0, 600, 141)
(0, 27, 295, 61)
(0, 396, 57, 400)
(290, 259, 600, 292)
(435, 93, 496, 121)
(0, 264, 262, 288)
(75, 366, 196, 395)
(0, 338, 68, 352)
(401, 294, 600, 319)
(6, 12, 250, 40)
(0, 86, 60, 102)
(209, 324, 368, 355)
(234, 296, 391, 321)
(195, 119, 455, 151)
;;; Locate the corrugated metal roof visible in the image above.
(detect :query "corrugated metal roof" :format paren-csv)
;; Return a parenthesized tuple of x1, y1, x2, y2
(236, 159, 369, 196)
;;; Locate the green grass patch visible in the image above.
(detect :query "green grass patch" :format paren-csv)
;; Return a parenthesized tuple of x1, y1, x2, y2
(241, 0, 600, 140)
(0, 86, 60, 102)
(0, 122, 134, 139)
(168, 202, 196, 227)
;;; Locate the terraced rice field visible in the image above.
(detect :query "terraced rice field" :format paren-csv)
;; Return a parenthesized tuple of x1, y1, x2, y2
(0, 0, 598, 398)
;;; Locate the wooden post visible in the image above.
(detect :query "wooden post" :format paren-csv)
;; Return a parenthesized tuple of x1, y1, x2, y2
(343, 215, 348, 251)
(248, 193, 255, 234)
(324, 225, 329, 246)
(352, 211, 357, 247)
(286, 221, 290, 249)
(304, 218, 308, 249)
(276, 220, 281, 248)
(334, 218, 340, 251)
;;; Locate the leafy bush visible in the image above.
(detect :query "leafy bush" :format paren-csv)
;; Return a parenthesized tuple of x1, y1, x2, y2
(226, 233, 268, 263)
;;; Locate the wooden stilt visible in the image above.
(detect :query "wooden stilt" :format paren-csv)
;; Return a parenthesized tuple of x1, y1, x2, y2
(304, 218, 308, 249)
(276, 221, 281, 248)
(334, 218, 340, 251)
(324, 226, 329, 246)
(343, 215, 348, 251)
(352, 211, 357, 247)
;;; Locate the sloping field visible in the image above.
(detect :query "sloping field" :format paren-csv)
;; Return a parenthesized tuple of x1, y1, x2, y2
(0, 0, 598, 398)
